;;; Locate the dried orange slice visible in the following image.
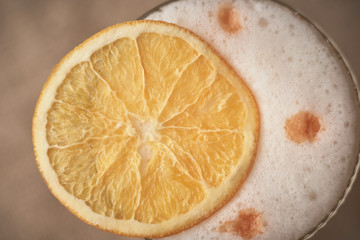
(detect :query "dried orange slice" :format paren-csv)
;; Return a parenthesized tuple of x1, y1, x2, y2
(33, 20, 259, 237)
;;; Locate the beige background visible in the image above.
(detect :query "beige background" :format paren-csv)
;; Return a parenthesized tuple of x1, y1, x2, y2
(0, 0, 359, 239)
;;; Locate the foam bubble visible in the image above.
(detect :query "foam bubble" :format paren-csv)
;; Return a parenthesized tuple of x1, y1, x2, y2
(145, 0, 360, 239)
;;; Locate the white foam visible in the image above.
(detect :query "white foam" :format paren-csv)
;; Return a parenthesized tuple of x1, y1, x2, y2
(146, 0, 360, 239)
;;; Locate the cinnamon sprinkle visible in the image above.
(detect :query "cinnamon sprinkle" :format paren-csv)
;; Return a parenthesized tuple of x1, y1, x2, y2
(217, 4, 242, 33)
(218, 208, 263, 240)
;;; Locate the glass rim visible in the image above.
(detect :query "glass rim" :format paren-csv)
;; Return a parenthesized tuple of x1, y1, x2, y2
(138, 0, 360, 239)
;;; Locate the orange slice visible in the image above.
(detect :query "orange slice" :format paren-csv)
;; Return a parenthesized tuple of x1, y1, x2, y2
(33, 20, 259, 237)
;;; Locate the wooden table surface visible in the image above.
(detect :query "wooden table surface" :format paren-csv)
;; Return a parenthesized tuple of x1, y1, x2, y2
(0, 0, 359, 239)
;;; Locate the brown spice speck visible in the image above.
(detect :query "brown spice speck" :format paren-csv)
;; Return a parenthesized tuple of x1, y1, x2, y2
(258, 17, 269, 28)
(218, 208, 263, 240)
(308, 190, 318, 201)
(284, 111, 321, 144)
(217, 4, 242, 33)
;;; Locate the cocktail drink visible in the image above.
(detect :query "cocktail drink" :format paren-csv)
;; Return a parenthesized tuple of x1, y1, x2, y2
(143, 0, 360, 239)
(32, 0, 360, 239)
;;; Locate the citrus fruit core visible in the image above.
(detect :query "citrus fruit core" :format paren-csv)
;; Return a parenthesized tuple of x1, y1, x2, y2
(33, 20, 259, 237)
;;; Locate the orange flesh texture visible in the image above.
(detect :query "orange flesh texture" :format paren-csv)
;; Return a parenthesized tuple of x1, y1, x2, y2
(45, 32, 253, 224)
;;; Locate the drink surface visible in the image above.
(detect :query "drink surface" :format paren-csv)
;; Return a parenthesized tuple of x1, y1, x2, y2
(145, 0, 360, 239)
